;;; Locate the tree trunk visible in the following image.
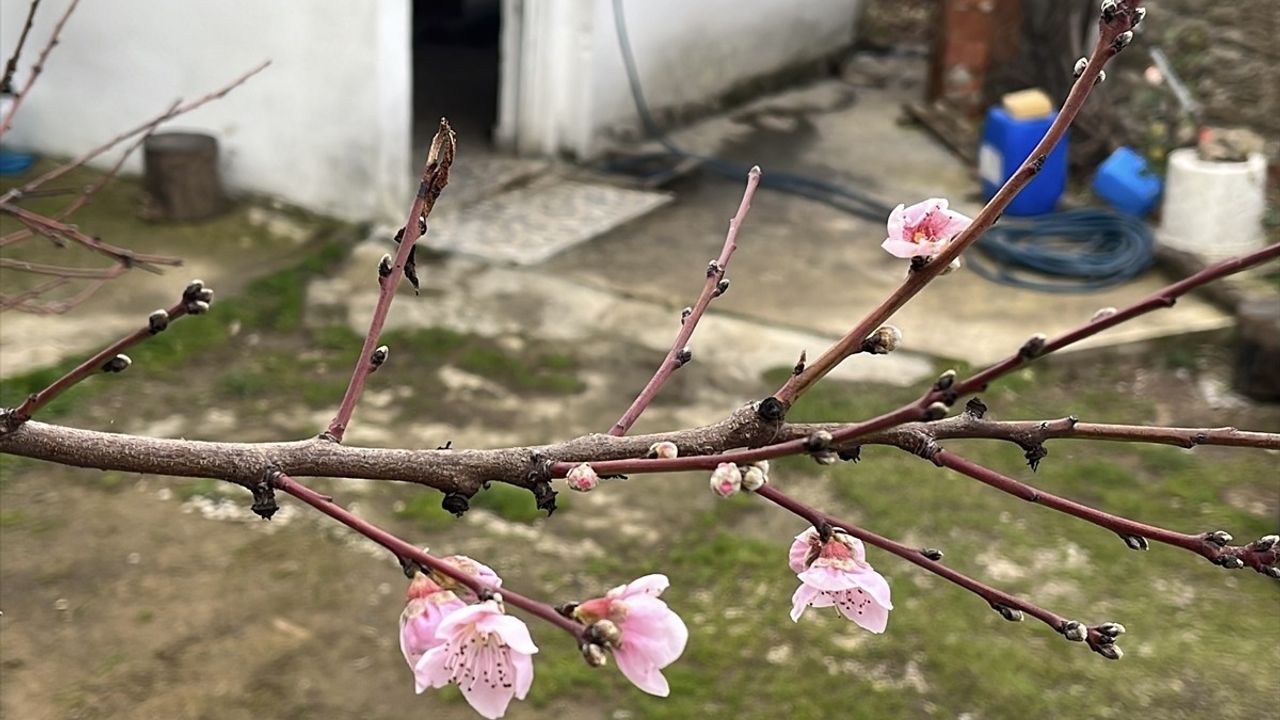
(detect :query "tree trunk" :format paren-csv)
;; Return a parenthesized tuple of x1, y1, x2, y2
(142, 132, 226, 221)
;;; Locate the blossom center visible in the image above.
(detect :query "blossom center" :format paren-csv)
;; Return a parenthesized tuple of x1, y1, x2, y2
(444, 628, 516, 693)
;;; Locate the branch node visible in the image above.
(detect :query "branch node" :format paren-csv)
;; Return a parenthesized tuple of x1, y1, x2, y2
(674, 347, 693, 368)
(1018, 333, 1048, 359)
(441, 492, 470, 517)
(706, 259, 722, 278)
(680, 306, 692, 324)
(991, 603, 1024, 622)
(1024, 444, 1048, 472)
(250, 469, 280, 520)
(1119, 533, 1150, 551)
(920, 547, 944, 561)
(964, 397, 988, 418)
(100, 354, 132, 374)
(1206, 530, 1234, 547)
(713, 277, 730, 297)
(147, 309, 170, 334)
(756, 396, 786, 422)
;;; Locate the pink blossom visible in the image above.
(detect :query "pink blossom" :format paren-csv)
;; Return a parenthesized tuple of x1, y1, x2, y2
(566, 462, 600, 492)
(415, 600, 538, 719)
(881, 198, 972, 259)
(400, 573, 467, 668)
(440, 555, 503, 603)
(709, 462, 742, 498)
(574, 574, 688, 697)
(789, 528, 893, 633)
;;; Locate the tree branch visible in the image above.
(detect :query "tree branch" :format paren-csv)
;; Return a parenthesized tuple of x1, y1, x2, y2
(753, 484, 1126, 658)
(608, 165, 762, 436)
(0, 0, 42, 95)
(773, 4, 1141, 407)
(928, 448, 1280, 576)
(324, 119, 456, 443)
(0, 0, 78, 138)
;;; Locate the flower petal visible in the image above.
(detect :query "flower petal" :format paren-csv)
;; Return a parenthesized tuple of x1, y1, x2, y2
(797, 565, 861, 593)
(414, 644, 452, 693)
(512, 648, 535, 700)
(789, 529, 817, 573)
(479, 613, 540, 656)
(622, 574, 670, 599)
(851, 568, 893, 610)
(790, 582, 822, 622)
(885, 203, 907, 241)
(614, 646, 672, 697)
(435, 600, 498, 639)
(459, 678, 517, 719)
(619, 595, 687, 668)
(832, 588, 891, 633)
(882, 236, 925, 258)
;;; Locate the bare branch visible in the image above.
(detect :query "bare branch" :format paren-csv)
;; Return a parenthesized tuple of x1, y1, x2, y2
(608, 165, 762, 436)
(324, 119, 456, 443)
(3, 281, 210, 426)
(773, 5, 1141, 407)
(0, 0, 42, 95)
(0, 0, 79, 138)
(929, 449, 1280, 576)
(271, 472, 585, 639)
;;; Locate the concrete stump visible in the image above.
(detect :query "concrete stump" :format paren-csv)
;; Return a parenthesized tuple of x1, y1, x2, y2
(1234, 298, 1280, 402)
(142, 132, 226, 221)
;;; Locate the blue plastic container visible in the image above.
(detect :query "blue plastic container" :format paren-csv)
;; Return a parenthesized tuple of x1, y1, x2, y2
(0, 148, 35, 175)
(979, 106, 1068, 216)
(1092, 146, 1161, 216)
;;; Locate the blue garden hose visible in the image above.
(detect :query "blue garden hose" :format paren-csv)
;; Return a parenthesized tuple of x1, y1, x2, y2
(967, 209, 1155, 292)
(609, 0, 1155, 292)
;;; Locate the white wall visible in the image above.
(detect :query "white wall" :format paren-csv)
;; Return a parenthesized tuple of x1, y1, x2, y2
(0, 0, 412, 221)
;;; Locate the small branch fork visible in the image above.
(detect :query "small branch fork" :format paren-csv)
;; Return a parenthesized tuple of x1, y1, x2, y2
(323, 119, 456, 443)
(772, 0, 1144, 408)
(0, 0, 42, 95)
(608, 166, 762, 436)
(270, 472, 585, 639)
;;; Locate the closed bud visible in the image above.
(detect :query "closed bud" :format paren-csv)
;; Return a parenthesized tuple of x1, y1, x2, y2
(935, 369, 957, 391)
(709, 462, 742, 498)
(1121, 534, 1150, 551)
(590, 619, 623, 647)
(714, 278, 730, 297)
(921, 547, 944, 561)
(378, 254, 394, 278)
(993, 604, 1024, 623)
(1254, 534, 1279, 552)
(101, 354, 132, 373)
(1094, 69, 1107, 85)
(1100, 0, 1119, 18)
(1062, 620, 1087, 642)
(1073, 57, 1089, 77)
(1113, 30, 1134, 50)
(1097, 643, 1124, 661)
(812, 450, 839, 465)
(566, 463, 600, 493)
(1019, 333, 1048, 359)
(417, 214, 427, 235)
(196, 287, 215, 304)
(371, 345, 390, 368)
(924, 402, 949, 421)
(680, 306, 692, 324)
(864, 325, 902, 354)
(805, 430, 833, 453)
(183, 279, 205, 299)
(706, 259, 721, 277)
(675, 347, 693, 367)
(148, 309, 170, 334)
(1132, 7, 1147, 28)
(1216, 555, 1244, 569)
(742, 465, 768, 491)
(1265, 566, 1280, 579)
(1098, 622, 1126, 638)
(581, 642, 609, 668)
(647, 441, 679, 460)
(1091, 306, 1117, 322)
(187, 300, 210, 315)
(1207, 530, 1233, 546)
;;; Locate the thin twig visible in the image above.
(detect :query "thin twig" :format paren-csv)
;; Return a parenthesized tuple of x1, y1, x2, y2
(273, 472, 585, 638)
(0, 0, 42, 94)
(773, 5, 1139, 407)
(0, 60, 270, 205)
(7, 287, 199, 424)
(324, 120, 456, 443)
(929, 449, 1280, 575)
(0, 0, 80, 138)
(608, 166, 762, 436)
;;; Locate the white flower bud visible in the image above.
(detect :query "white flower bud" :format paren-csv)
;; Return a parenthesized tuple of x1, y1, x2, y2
(566, 463, 600, 492)
(648, 441, 679, 459)
(709, 463, 742, 498)
(741, 465, 767, 491)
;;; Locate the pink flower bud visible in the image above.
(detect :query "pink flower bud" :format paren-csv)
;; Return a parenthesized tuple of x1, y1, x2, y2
(566, 463, 600, 492)
(648, 441, 679, 459)
(709, 463, 742, 498)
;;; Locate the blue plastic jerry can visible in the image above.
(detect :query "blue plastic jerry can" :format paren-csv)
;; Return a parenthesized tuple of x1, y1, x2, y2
(1092, 146, 1162, 216)
(979, 106, 1068, 216)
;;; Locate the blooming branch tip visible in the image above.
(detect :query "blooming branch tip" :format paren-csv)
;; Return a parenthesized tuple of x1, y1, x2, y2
(881, 198, 972, 260)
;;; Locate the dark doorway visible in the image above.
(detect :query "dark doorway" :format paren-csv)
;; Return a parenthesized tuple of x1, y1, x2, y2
(412, 1, 502, 154)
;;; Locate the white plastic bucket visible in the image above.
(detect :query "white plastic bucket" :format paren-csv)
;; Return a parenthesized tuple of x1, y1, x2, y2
(1159, 148, 1266, 260)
